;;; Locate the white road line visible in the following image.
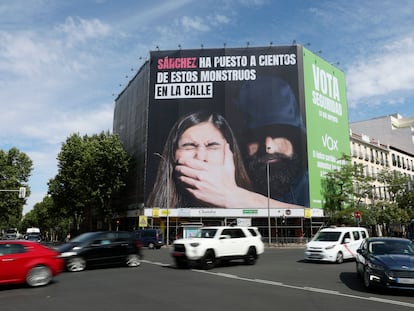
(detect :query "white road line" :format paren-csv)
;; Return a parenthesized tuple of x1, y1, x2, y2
(141, 259, 169, 267)
(194, 269, 414, 308)
(142, 261, 414, 308)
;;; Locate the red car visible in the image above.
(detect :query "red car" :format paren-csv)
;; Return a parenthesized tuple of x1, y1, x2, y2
(0, 240, 64, 287)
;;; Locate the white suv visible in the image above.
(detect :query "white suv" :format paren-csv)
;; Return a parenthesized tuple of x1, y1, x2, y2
(171, 226, 264, 269)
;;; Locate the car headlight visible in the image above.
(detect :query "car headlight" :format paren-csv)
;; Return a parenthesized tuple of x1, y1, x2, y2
(190, 242, 200, 247)
(367, 261, 385, 270)
(325, 244, 336, 250)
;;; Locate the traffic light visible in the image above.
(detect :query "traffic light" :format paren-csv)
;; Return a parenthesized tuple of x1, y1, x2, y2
(354, 211, 361, 219)
(18, 187, 26, 198)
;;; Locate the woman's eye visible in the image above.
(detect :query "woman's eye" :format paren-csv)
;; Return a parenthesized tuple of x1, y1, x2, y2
(206, 142, 221, 150)
(182, 146, 196, 150)
(207, 145, 220, 150)
(180, 143, 197, 150)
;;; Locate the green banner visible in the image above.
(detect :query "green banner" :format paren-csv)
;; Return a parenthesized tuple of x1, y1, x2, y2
(302, 48, 350, 209)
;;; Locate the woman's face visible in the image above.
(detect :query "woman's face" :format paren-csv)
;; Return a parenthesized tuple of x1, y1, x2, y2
(175, 122, 226, 164)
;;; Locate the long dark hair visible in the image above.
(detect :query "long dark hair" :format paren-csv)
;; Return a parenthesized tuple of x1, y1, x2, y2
(146, 111, 252, 208)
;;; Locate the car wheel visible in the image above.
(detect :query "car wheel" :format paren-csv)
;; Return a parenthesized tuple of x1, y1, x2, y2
(201, 250, 215, 270)
(126, 254, 141, 267)
(356, 261, 364, 278)
(175, 258, 187, 269)
(335, 252, 344, 264)
(244, 247, 257, 265)
(148, 242, 155, 249)
(67, 257, 86, 272)
(26, 265, 52, 287)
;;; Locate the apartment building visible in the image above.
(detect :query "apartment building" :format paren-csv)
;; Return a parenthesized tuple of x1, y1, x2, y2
(349, 113, 414, 202)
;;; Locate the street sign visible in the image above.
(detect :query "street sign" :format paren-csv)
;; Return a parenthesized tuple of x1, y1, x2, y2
(18, 187, 26, 198)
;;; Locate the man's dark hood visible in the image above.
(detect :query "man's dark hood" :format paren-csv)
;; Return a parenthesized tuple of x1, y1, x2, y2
(236, 76, 305, 134)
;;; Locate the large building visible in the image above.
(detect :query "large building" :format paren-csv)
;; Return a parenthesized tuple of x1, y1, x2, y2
(113, 45, 351, 241)
(349, 113, 414, 202)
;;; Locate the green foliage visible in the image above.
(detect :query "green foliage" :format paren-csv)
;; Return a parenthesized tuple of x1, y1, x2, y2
(0, 148, 33, 230)
(377, 169, 407, 201)
(48, 132, 130, 231)
(321, 154, 373, 214)
(321, 154, 414, 231)
(22, 196, 70, 241)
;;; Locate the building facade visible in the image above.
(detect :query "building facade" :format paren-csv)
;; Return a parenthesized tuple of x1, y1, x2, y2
(113, 45, 352, 242)
(349, 113, 414, 203)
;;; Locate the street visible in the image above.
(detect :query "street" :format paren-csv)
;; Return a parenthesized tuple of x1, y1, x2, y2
(1, 247, 414, 311)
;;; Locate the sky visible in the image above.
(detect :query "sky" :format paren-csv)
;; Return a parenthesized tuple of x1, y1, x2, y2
(1, 0, 414, 215)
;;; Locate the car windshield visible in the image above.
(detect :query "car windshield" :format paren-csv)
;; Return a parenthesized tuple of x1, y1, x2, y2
(196, 229, 217, 238)
(27, 234, 40, 240)
(313, 231, 341, 242)
(70, 232, 100, 243)
(369, 240, 414, 255)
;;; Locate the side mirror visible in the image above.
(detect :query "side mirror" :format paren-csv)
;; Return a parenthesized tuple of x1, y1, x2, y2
(356, 248, 367, 256)
(344, 238, 351, 244)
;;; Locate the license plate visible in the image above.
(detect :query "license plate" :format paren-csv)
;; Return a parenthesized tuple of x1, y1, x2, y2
(396, 278, 414, 284)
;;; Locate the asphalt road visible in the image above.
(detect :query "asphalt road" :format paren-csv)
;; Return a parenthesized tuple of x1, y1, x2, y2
(1, 247, 414, 311)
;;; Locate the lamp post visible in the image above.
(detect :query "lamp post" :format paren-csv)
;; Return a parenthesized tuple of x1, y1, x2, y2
(153, 152, 170, 246)
(266, 161, 271, 245)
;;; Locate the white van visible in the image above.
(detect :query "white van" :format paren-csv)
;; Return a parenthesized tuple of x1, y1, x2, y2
(304, 226, 369, 263)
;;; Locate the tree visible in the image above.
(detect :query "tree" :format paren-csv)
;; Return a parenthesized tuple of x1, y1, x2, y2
(48, 132, 130, 232)
(22, 195, 69, 241)
(376, 168, 407, 202)
(321, 154, 373, 225)
(322, 158, 413, 233)
(0, 148, 32, 230)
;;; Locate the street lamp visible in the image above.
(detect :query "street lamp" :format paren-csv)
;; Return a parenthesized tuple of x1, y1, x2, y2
(266, 161, 271, 245)
(153, 152, 170, 246)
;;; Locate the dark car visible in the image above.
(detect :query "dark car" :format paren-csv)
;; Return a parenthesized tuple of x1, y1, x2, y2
(0, 240, 64, 287)
(135, 229, 164, 249)
(356, 237, 414, 290)
(56, 231, 142, 272)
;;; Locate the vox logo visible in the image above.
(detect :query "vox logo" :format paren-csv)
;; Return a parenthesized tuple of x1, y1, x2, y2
(322, 134, 338, 151)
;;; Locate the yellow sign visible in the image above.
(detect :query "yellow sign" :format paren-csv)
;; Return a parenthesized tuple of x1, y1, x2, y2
(138, 216, 148, 227)
(161, 209, 170, 216)
(304, 208, 312, 219)
(152, 208, 160, 218)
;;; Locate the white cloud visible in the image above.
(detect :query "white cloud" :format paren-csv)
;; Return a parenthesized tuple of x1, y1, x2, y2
(0, 31, 59, 78)
(346, 35, 414, 108)
(56, 16, 112, 47)
(210, 14, 230, 25)
(181, 16, 210, 32)
(19, 103, 114, 144)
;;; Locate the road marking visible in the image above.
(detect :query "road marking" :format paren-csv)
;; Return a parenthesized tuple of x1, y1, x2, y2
(194, 269, 414, 308)
(141, 259, 169, 267)
(142, 260, 414, 308)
